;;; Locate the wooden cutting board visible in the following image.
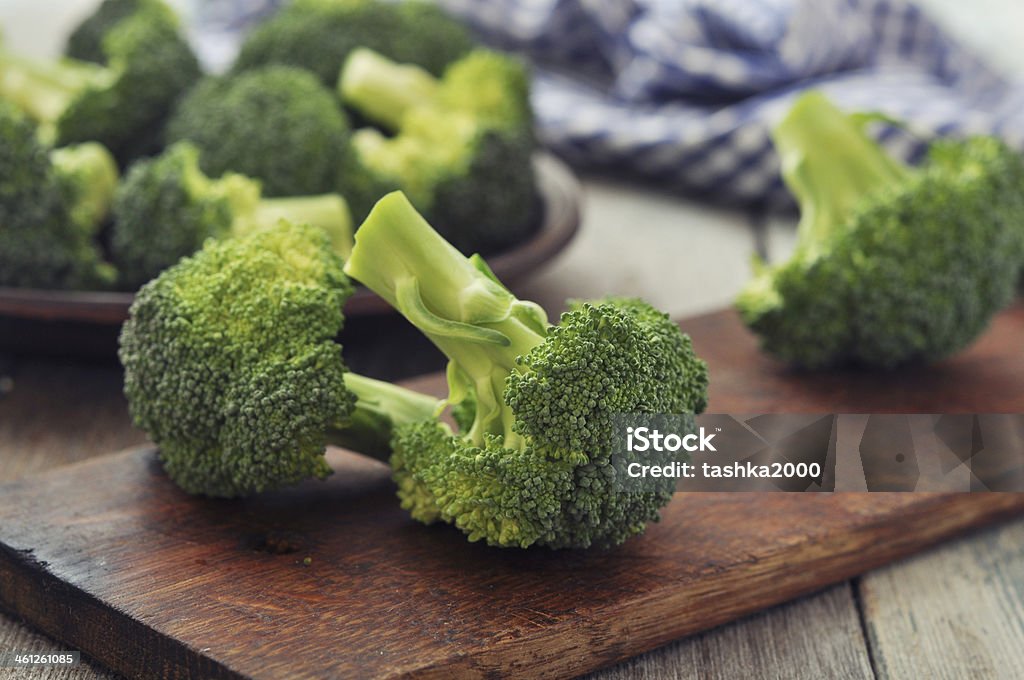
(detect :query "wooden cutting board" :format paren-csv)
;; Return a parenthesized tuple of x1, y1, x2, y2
(3, 306, 1024, 680)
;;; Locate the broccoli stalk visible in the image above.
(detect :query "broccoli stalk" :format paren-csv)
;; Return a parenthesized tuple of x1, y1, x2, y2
(771, 94, 912, 256)
(345, 193, 709, 549)
(736, 92, 1024, 368)
(340, 47, 533, 134)
(331, 373, 444, 461)
(119, 220, 443, 497)
(112, 142, 355, 289)
(0, 9, 200, 164)
(339, 49, 439, 130)
(345, 192, 547, 449)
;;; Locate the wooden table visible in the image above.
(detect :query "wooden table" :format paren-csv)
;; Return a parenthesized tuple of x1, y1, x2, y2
(1, 346, 1022, 680)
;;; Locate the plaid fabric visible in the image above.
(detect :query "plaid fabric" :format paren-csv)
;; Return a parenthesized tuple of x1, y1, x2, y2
(195, 0, 1024, 206)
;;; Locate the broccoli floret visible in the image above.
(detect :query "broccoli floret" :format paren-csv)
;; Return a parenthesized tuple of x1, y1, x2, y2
(232, 0, 473, 87)
(66, 0, 174, 64)
(0, 103, 116, 289)
(111, 142, 354, 290)
(119, 220, 443, 498)
(0, 5, 200, 164)
(345, 193, 709, 548)
(736, 92, 1024, 368)
(340, 49, 537, 253)
(166, 66, 351, 198)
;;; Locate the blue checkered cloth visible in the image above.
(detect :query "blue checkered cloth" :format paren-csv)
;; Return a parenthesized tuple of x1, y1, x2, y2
(195, 0, 1024, 207)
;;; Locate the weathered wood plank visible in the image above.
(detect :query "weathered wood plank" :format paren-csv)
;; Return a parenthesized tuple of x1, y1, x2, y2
(859, 519, 1024, 680)
(589, 583, 874, 680)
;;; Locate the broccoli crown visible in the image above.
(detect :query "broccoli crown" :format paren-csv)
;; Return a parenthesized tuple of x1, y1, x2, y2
(736, 92, 1024, 368)
(0, 103, 115, 289)
(119, 221, 356, 497)
(352, 111, 536, 253)
(65, 0, 175, 64)
(347, 194, 709, 548)
(54, 8, 201, 163)
(167, 66, 349, 197)
(435, 50, 533, 133)
(111, 142, 261, 290)
(232, 0, 473, 86)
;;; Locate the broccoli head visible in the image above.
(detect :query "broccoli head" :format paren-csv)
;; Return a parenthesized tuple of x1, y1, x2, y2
(345, 193, 709, 548)
(65, 0, 175, 64)
(232, 0, 474, 87)
(0, 103, 116, 289)
(736, 92, 1024, 368)
(111, 142, 353, 289)
(119, 220, 442, 497)
(0, 4, 200, 164)
(340, 50, 538, 253)
(166, 66, 350, 198)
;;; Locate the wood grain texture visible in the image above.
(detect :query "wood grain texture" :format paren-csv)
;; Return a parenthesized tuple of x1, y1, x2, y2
(859, 519, 1024, 680)
(3, 305, 1024, 679)
(588, 584, 874, 680)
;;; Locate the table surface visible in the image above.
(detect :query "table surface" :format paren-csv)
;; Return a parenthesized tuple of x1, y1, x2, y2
(2, 0, 1024, 677)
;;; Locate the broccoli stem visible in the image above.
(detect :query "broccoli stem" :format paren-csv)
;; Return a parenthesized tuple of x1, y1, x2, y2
(339, 48, 439, 131)
(345, 192, 548, 448)
(326, 373, 443, 461)
(773, 92, 913, 252)
(0, 52, 112, 136)
(51, 142, 119, 234)
(253, 194, 355, 259)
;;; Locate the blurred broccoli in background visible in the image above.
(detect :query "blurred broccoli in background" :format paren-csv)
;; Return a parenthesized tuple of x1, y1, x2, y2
(0, 0, 200, 164)
(111, 142, 353, 290)
(0, 102, 117, 289)
(346, 193, 709, 548)
(340, 49, 537, 253)
(166, 66, 350, 198)
(120, 220, 442, 497)
(66, 0, 173, 64)
(736, 92, 1024, 369)
(232, 0, 474, 87)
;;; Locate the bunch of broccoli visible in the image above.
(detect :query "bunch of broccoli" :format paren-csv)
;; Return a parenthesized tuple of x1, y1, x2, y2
(339, 49, 538, 253)
(736, 92, 1024, 368)
(0, 102, 118, 289)
(120, 195, 709, 549)
(0, 0, 200, 164)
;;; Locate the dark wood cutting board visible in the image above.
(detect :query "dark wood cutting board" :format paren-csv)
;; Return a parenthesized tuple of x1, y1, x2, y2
(2, 305, 1024, 680)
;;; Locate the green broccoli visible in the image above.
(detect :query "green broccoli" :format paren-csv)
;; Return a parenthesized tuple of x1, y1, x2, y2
(344, 193, 709, 548)
(340, 47, 532, 133)
(0, 5, 200, 164)
(111, 142, 354, 290)
(166, 66, 351, 199)
(232, 0, 474, 87)
(736, 92, 1024, 368)
(66, 0, 174, 64)
(119, 220, 443, 498)
(340, 49, 537, 253)
(0, 102, 117, 289)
